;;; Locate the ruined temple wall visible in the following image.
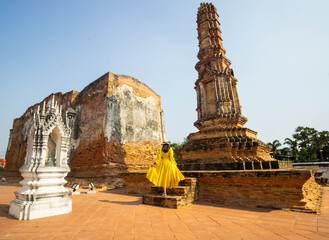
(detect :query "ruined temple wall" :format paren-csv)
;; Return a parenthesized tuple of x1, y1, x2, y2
(70, 72, 163, 177)
(105, 73, 163, 173)
(68, 73, 109, 177)
(5, 72, 164, 180)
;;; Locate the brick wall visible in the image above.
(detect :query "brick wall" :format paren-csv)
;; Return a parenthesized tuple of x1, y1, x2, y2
(184, 168, 322, 213)
(121, 168, 323, 213)
(121, 172, 152, 195)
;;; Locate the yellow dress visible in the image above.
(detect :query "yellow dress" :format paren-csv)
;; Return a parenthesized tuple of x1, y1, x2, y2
(146, 147, 185, 189)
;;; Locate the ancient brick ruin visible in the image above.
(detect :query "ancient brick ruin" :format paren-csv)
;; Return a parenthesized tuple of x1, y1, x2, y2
(177, 3, 281, 171)
(5, 72, 165, 187)
(3, 2, 324, 214)
(124, 3, 323, 213)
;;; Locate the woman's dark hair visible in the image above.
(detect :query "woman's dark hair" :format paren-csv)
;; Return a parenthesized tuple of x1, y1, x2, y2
(162, 144, 170, 153)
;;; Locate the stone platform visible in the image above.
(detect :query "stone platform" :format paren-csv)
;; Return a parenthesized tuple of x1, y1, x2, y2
(121, 167, 323, 213)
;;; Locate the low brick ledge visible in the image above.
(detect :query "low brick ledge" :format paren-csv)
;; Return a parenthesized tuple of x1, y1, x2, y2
(120, 167, 322, 213)
(120, 167, 318, 178)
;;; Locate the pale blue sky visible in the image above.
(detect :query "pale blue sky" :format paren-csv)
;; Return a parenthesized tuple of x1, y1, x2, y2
(0, 0, 328, 157)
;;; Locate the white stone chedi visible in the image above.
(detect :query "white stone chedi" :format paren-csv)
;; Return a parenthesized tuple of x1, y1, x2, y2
(9, 96, 73, 220)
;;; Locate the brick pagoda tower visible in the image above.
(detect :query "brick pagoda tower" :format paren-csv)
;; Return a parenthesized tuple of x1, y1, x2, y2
(177, 3, 278, 170)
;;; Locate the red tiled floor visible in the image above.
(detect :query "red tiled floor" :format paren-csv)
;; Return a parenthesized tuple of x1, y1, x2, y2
(1, 184, 329, 240)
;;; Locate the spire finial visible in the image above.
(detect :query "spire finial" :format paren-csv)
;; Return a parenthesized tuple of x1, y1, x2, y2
(51, 95, 55, 109)
(41, 101, 46, 116)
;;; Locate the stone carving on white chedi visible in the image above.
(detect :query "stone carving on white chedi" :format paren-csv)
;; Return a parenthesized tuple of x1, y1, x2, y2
(9, 95, 74, 220)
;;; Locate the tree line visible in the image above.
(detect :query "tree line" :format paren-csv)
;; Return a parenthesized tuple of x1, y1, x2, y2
(268, 126, 329, 162)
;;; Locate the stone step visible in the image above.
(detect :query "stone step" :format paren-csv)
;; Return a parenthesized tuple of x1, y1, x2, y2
(143, 177, 198, 209)
(178, 178, 197, 186)
(143, 194, 194, 209)
(151, 186, 190, 196)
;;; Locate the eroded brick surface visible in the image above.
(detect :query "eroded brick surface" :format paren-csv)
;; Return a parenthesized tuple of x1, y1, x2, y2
(123, 169, 323, 213)
(4, 73, 165, 188)
(177, 2, 275, 169)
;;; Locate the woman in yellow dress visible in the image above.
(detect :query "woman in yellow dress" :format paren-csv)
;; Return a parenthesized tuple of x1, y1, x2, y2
(146, 142, 185, 196)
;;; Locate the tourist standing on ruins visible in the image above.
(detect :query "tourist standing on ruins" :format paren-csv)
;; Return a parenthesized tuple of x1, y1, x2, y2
(146, 142, 185, 196)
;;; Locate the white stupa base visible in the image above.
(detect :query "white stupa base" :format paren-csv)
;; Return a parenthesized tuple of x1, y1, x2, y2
(9, 166, 72, 220)
(69, 191, 80, 195)
(9, 196, 72, 220)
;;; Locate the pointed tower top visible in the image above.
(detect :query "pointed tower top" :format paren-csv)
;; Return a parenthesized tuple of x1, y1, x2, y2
(195, 2, 231, 74)
(51, 95, 55, 109)
(194, 2, 247, 129)
(41, 101, 46, 116)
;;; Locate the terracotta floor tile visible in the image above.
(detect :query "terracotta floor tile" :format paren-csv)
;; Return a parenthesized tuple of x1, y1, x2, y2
(1, 185, 329, 240)
(233, 221, 286, 240)
(294, 224, 317, 232)
(112, 233, 132, 240)
(293, 229, 329, 240)
(299, 232, 329, 240)
(71, 234, 95, 240)
(255, 219, 274, 225)
(200, 224, 240, 239)
(154, 234, 176, 240)
(318, 227, 329, 233)
(317, 232, 329, 238)
(295, 219, 318, 227)
(261, 225, 310, 240)
(174, 232, 198, 240)
(273, 221, 295, 228)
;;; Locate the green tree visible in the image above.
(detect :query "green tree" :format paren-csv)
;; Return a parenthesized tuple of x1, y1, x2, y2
(322, 145, 329, 161)
(284, 137, 298, 161)
(170, 138, 189, 161)
(267, 140, 281, 158)
(317, 131, 329, 161)
(292, 126, 329, 162)
(293, 126, 317, 161)
(298, 148, 309, 162)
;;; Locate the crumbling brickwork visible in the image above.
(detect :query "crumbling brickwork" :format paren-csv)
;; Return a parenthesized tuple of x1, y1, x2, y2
(121, 2, 323, 214)
(177, 3, 274, 170)
(189, 169, 323, 213)
(121, 168, 323, 213)
(5, 72, 166, 182)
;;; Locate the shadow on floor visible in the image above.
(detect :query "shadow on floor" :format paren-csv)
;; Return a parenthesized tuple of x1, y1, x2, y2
(99, 199, 141, 206)
(99, 190, 273, 213)
(194, 201, 274, 213)
(99, 189, 142, 197)
(0, 204, 16, 219)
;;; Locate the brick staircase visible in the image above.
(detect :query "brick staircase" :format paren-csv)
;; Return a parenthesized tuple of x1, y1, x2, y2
(143, 178, 198, 209)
